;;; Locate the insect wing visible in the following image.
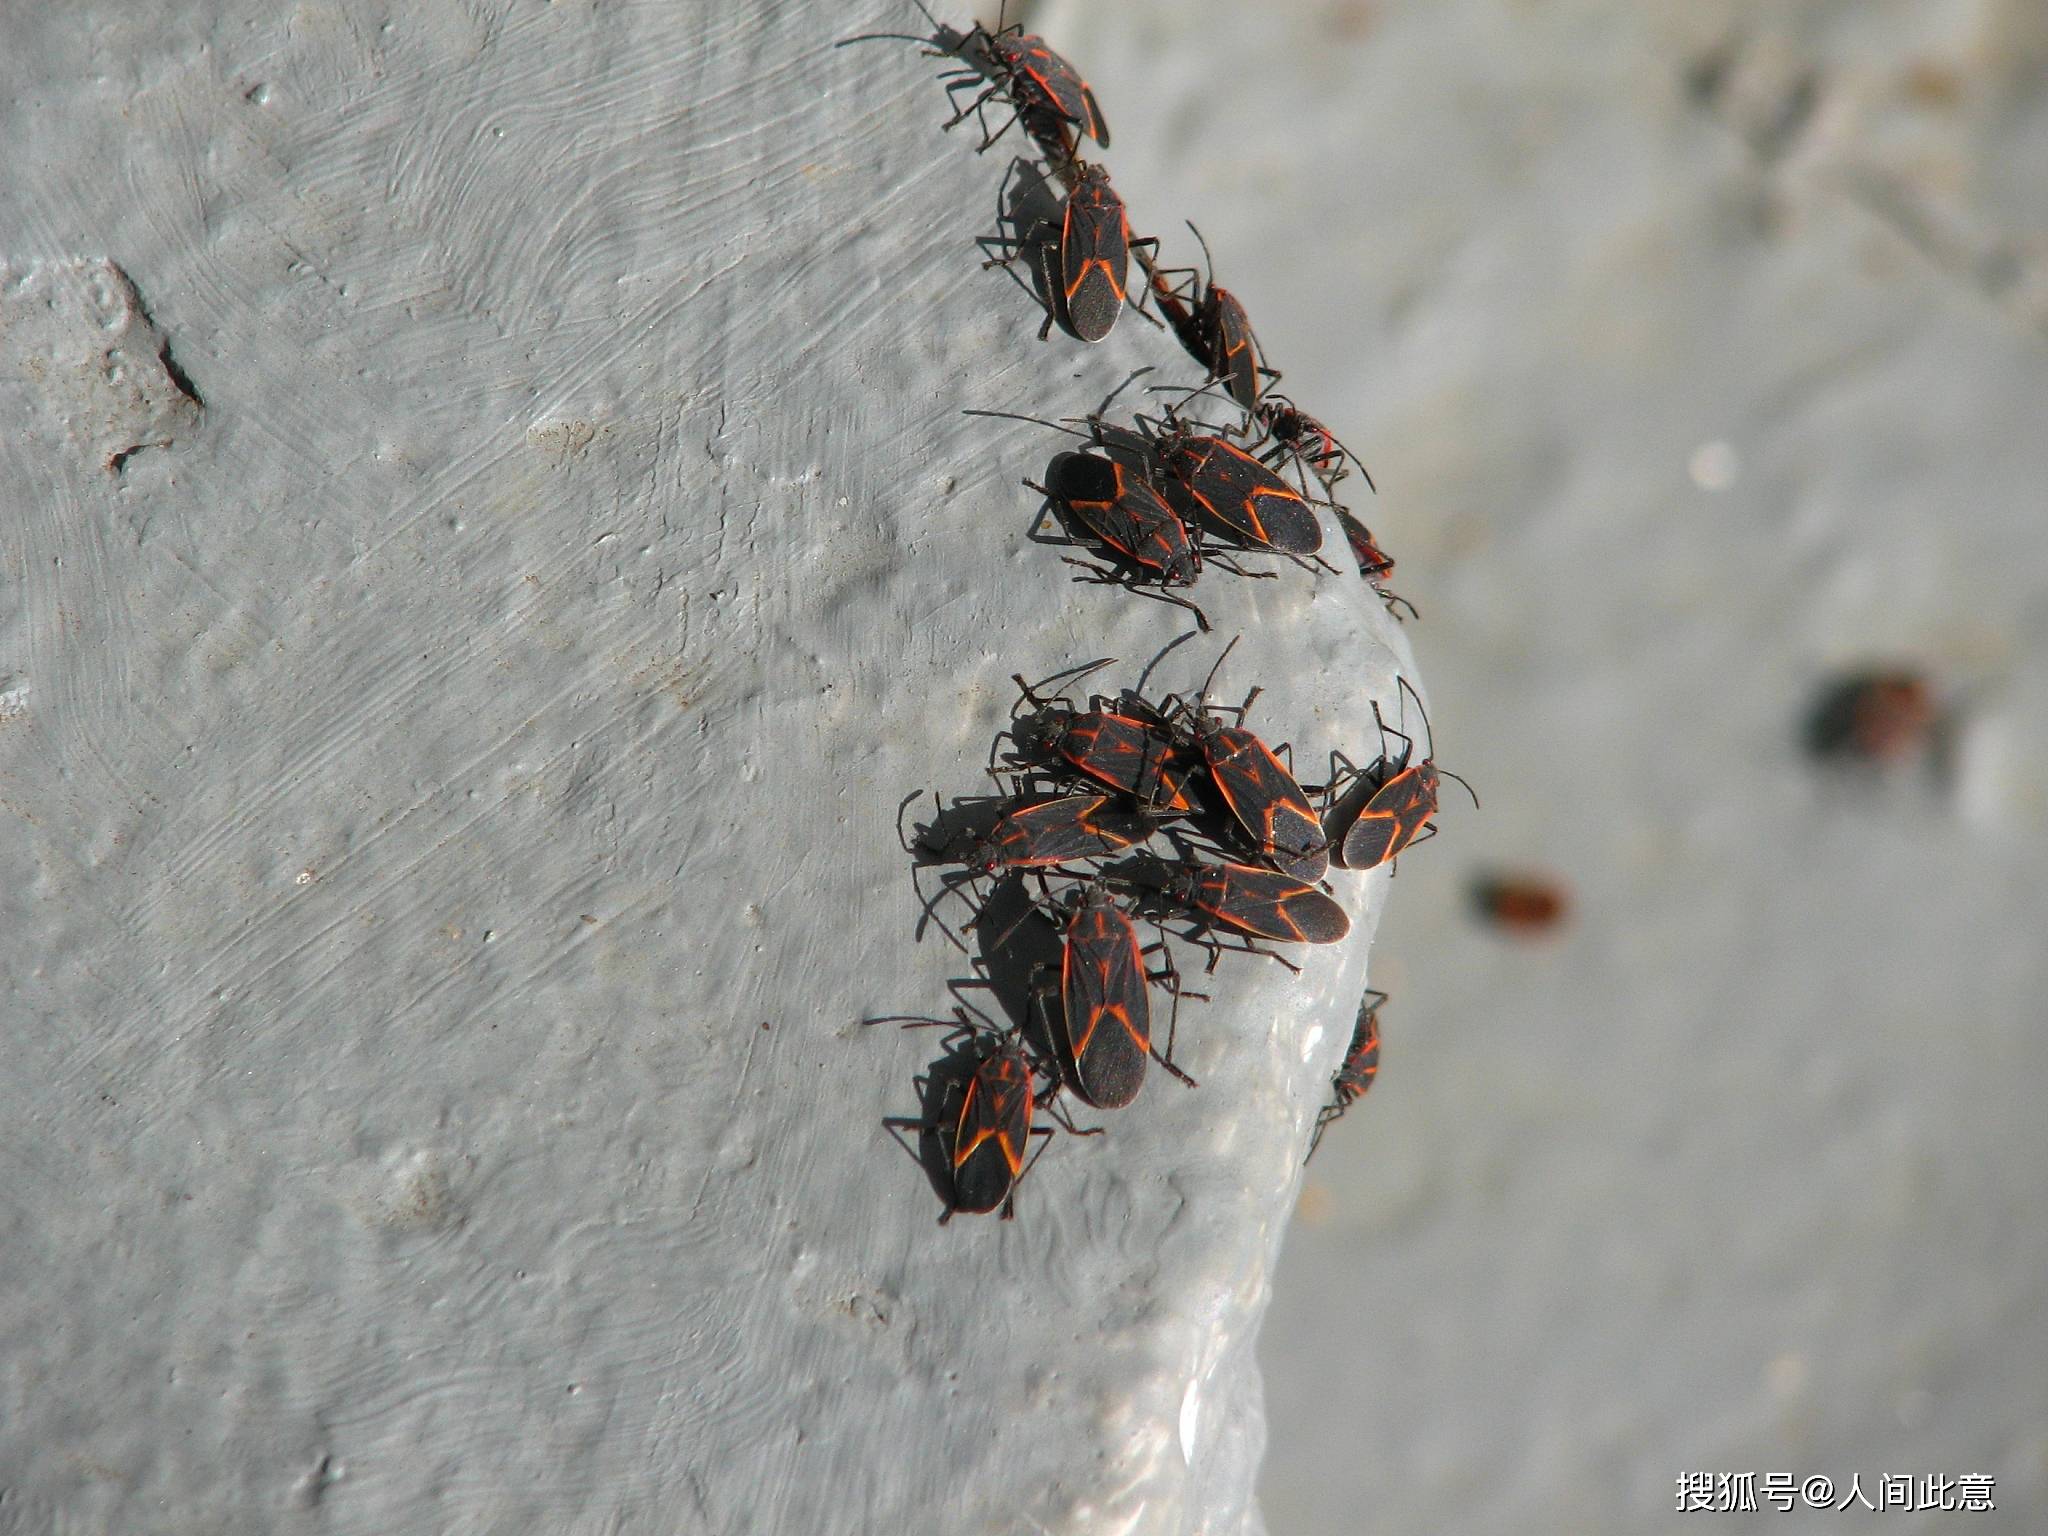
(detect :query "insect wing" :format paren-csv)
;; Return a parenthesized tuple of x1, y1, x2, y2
(1334, 504, 1395, 581)
(1055, 454, 1198, 584)
(999, 33, 1109, 145)
(1335, 1002, 1382, 1098)
(1384, 762, 1439, 855)
(1262, 879, 1350, 944)
(1167, 437, 1323, 556)
(950, 1044, 1032, 1214)
(996, 794, 1150, 868)
(1061, 173, 1131, 343)
(1201, 724, 1328, 881)
(1185, 863, 1349, 944)
(1210, 289, 1263, 409)
(1061, 897, 1149, 1109)
(1076, 83, 1110, 148)
(1338, 763, 1438, 869)
(1063, 711, 1198, 812)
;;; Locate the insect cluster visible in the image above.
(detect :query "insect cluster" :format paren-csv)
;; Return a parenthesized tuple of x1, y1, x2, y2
(897, 649, 1468, 1215)
(846, 9, 1462, 1216)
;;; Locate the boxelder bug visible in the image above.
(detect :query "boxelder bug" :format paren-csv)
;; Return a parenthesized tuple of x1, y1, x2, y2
(877, 1008, 1096, 1222)
(1332, 503, 1392, 582)
(1327, 678, 1477, 871)
(1803, 667, 1940, 766)
(944, 6, 1110, 155)
(1162, 637, 1330, 882)
(1150, 223, 1278, 411)
(1329, 502, 1416, 620)
(1056, 162, 1153, 343)
(871, 1010, 1040, 1220)
(1148, 411, 1325, 558)
(1254, 394, 1376, 495)
(990, 162, 1155, 343)
(953, 792, 1153, 876)
(945, 1023, 1039, 1217)
(1470, 871, 1571, 937)
(846, 6, 1109, 157)
(967, 398, 1321, 560)
(1157, 859, 1351, 948)
(1042, 884, 1194, 1110)
(1305, 989, 1384, 1162)
(1027, 451, 1210, 628)
(1011, 664, 1201, 815)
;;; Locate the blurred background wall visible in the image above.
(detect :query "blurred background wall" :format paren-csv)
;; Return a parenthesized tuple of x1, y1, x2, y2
(1026, 0, 2048, 1530)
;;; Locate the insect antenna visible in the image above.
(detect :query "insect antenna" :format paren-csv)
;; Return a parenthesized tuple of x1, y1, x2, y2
(963, 406, 1092, 440)
(1438, 765, 1481, 810)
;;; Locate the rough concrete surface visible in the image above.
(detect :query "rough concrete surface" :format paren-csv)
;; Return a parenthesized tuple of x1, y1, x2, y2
(0, 3, 1410, 1533)
(1011, 0, 2048, 1532)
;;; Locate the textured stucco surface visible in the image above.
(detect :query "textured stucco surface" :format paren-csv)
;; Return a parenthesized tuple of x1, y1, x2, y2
(0, 3, 1406, 1532)
(1015, 1, 2048, 1533)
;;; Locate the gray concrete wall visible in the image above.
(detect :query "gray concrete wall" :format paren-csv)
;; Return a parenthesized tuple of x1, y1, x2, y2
(0, 2, 1413, 1531)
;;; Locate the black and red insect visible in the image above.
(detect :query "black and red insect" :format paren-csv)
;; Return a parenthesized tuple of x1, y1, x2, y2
(942, 1024, 1039, 1218)
(1151, 223, 1277, 411)
(1254, 394, 1375, 495)
(1329, 502, 1416, 619)
(1011, 664, 1201, 814)
(1157, 859, 1351, 948)
(1192, 719, 1328, 880)
(1470, 871, 1571, 936)
(941, 7, 1109, 155)
(1339, 758, 1439, 871)
(1250, 400, 1408, 610)
(969, 404, 1323, 560)
(843, 5, 1109, 155)
(991, 162, 1154, 343)
(1305, 989, 1384, 1162)
(1804, 667, 1940, 766)
(1055, 162, 1153, 342)
(1146, 412, 1325, 558)
(1042, 885, 1193, 1110)
(1027, 452, 1209, 627)
(1161, 638, 1329, 882)
(877, 1001, 1109, 1222)
(952, 792, 1154, 876)
(1331, 502, 1394, 583)
(1327, 678, 1476, 871)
